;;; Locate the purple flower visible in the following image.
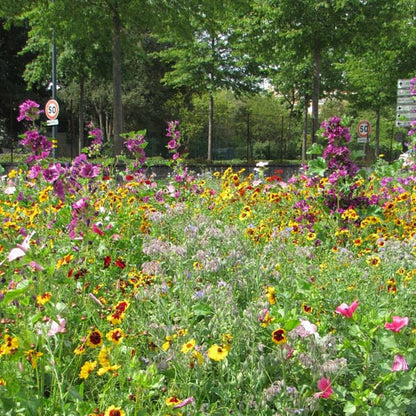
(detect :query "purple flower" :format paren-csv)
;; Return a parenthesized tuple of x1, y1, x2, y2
(17, 99, 43, 122)
(42, 163, 63, 183)
(79, 163, 100, 178)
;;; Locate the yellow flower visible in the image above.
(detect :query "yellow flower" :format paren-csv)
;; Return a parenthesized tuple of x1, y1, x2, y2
(0, 378, 6, 386)
(86, 329, 103, 348)
(366, 256, 381, 268)
(207, 344, 229, 361)
(73, 344, 86, 355)
(24, 349, 43, 369)
(265, 286, 276, 305)
(181, 339, 196, 354)
(36, 292, 52, 305)
(271, 328, 287, 345)
(79, 360, 97, 379)
(106, 328, 124, 345)
(104, 405, 126, 416)
(165, 396, 181, 406)
(0, 335, 19, 356)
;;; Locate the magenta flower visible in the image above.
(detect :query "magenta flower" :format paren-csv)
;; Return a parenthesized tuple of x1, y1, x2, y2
(335, 300, 359, 318)
(385, 316, 409, 333)
(17, 99, 43, 122)
(314, 377, 333, 399)
(392, 354, 409, 372)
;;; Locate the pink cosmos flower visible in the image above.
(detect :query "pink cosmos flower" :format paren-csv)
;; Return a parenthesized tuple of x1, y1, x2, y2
(392, 354, 408, 372)
(314, 377, 333, 399)
(47, 315, 66, 336)
(335, 300, 359, 318)
(385, 316, 409, 333)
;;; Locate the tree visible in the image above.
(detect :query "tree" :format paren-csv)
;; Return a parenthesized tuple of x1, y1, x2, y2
(340, 1, 416, 159)
(156, 0, 259, 161)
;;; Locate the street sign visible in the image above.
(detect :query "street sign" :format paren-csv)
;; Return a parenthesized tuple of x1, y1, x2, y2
(397, 96, 415, 105)
(396, 79, 416, 127)
(46, 119, 59, 126)
(357, 137, 368, 144)
(357, 120, 371, 138)
(396, 120, 413, 127)
(398, 79, 413, 89)
(45, 99, 59, 120)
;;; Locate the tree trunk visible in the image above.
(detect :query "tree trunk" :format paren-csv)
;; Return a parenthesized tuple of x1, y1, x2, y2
(302, 98, 309, 162)
(207, 92, 214, 162)
(311, 40, 321, 144)
(112, 7, 123, 156)
(375, 108, 380, 158)
(78, 77, 84, 155)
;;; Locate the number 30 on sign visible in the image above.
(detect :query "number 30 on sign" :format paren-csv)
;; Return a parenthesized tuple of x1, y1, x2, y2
(45, 99, 59, 121)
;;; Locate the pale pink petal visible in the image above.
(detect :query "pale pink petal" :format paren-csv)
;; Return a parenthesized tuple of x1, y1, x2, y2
(392, 354, 408, 372)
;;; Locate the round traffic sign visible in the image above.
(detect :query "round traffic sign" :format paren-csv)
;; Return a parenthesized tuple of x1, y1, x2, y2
(357, 120, 371, 138)
(45, 99, 59, 120)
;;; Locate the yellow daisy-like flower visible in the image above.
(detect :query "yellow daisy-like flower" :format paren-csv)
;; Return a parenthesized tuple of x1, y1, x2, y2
(366, 256, 381, 268)
(165, 396, 181, 406)
(104, 405, 126, 416)
(181, 339, 196, 354)
(98, 346, 111, 368)
(0, 378, 6, 386)
(73, 344, 86, 355)
(86, 329, 103, 348)
(36, 292, 52, 305)
(79, 360, 97, 379)
(162, 336, 173, 351)
(207, 344, 229, 361)
(0, 334, 19, 356)
(271, 328, 287, 345)
(24, 349, 43, 369)
(265, 286, 276, 305)
(106, 328, 124, 345)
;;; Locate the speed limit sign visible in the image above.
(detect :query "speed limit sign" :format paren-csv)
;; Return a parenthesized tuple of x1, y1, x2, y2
(45, 99, 60, 120)
(357, 120, 371, 138)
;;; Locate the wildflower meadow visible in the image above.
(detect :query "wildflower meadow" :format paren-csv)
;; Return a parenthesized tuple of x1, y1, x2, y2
(1, 98, 416, 416)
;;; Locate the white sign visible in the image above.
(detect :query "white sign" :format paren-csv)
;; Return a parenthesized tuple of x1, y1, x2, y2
(357, 120, 371, 138)
(45, 99, 59, 120)
(46, 119, 59, 126)
(357, 137, 368, 144)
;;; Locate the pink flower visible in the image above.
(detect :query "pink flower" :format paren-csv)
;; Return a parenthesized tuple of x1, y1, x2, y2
(385, 316, 409, 333)
(392, 354, 408, 372)
(335, 300, 359, 318)
(173, 396, 195, 409)
(47, 315, 66, 336)
(314, 377, 333, 399)
(7, 231, 35, 261)
(296, 319, 317, 338)
(92, 223, 104, 236)
(30, 261, 44, 271)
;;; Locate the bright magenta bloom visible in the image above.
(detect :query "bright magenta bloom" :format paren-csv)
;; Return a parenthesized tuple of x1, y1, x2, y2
(385, 316, 409, 333)
(314, 377, 333, 399)
(335, 300, 359, 318)
(392, 354, 408, 372)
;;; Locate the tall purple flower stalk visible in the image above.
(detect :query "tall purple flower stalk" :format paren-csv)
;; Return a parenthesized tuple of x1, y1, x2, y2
(320, 117, 375, 213)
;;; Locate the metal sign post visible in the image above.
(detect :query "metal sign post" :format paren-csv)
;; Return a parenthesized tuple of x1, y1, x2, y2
(51, 0, 57, 157)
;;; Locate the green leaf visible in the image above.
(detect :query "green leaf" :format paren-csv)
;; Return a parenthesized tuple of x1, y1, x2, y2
(344, 401, 357, 415)
(285, 318, 300, 331)
(306, 142, 323, 155)
(3, 280, 30, 305)
(307, 157, 327, 176)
